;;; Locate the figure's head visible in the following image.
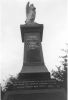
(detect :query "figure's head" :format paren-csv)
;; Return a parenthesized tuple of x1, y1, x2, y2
(30, 4, 36, 10)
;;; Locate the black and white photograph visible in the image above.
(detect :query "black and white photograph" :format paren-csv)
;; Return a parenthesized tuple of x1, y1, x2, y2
(1, 0, 67, 100)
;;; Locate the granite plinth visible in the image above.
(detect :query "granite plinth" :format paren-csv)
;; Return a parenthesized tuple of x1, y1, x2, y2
(20, 72, 50, 80)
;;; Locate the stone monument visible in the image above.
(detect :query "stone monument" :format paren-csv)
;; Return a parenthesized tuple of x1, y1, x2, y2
(3, 2, 66, 100)
(20, 2, 50, 80)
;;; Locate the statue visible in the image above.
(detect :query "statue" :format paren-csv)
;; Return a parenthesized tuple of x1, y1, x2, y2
(25, 2, 36, 24)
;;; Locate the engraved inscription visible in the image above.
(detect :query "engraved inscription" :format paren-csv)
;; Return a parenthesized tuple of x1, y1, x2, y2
(26, 35, 40, 49)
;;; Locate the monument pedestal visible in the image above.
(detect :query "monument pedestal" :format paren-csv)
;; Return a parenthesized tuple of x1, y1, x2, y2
(20, 23, 50, 80)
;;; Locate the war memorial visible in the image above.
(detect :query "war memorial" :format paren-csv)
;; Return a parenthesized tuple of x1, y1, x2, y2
(3, 2, 66, 100)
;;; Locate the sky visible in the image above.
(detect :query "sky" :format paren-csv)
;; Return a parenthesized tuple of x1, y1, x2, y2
(0, 0, 68, 85)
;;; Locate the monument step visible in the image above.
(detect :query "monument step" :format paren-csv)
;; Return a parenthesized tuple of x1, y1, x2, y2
(6, 79, 62, 91)
(18, 72, 50, 80)
(3, 88, 66, 100)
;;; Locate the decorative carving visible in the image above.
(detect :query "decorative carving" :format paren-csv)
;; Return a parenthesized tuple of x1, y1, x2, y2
(25, 2, 36, 24)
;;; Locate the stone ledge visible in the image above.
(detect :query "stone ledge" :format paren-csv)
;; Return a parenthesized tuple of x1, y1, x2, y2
(3, 88, 66, 100)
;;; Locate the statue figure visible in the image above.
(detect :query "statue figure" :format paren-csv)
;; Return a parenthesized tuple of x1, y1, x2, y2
(25, 2, 36, 24)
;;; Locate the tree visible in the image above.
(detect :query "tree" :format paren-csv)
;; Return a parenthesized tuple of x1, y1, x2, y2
(51, 44, 68, 92)
(1, 73, 23, 92)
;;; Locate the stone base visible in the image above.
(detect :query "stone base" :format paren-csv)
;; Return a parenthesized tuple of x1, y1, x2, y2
(3, 89, 66, 100)
(18, 72, 50, 80)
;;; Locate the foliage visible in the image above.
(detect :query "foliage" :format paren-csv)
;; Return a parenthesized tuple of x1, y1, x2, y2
(1, 74, 22, 99)
(2, 75, 18, 92)
(51, 44, 68, 91)
(2, 73, 23, 92)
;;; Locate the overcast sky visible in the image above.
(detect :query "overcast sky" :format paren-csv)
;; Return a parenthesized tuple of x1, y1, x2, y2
(0, 0, 68, 85)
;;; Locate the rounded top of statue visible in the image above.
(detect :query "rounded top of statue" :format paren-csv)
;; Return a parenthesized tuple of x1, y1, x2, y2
(25, 2, 36, 24)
